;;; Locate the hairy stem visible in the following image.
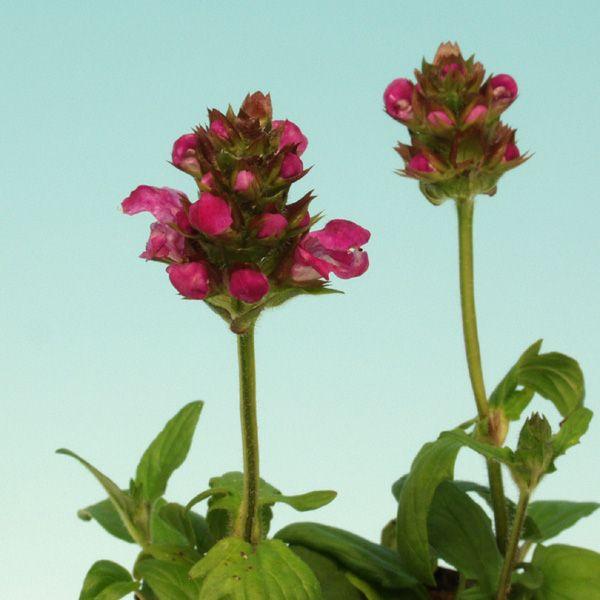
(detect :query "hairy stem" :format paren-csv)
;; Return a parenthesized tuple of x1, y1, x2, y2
(233, 323, 260, 543)
(456, 198, 509, 553)
(496, 490, 530, 600)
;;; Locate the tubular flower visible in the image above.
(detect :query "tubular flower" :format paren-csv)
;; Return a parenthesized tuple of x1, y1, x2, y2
(384, 42, 528, 204)
(122, 92, 370, 330)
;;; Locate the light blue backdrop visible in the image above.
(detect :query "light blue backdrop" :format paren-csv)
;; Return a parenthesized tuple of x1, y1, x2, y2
(2, 1, 599, 597)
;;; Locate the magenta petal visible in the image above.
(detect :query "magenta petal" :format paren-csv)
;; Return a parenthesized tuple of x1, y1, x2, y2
(229, 268, 270, 303)
(504, 143, 520, 161)
(408, 154, 434, 173)
(465, 105, 488, 124)
(313, 219, 371, 251)
(188, 193, 233, 236)
(209, 119, 230, 140)
(141, 222, 186, 262)
(328, 248, 370, 279)
(427, 110, 454, 126)
(167, 261, 210, 299)
(122, 186, 185, 223)
(273, 119, 308, 156)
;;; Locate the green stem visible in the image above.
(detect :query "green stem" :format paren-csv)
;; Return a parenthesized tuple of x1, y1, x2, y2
(456, 198, 509, 554)
(496, 490, 530, 600)
(233, 323, 260, 543)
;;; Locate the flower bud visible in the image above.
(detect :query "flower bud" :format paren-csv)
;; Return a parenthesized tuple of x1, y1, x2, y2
(408, 154, 434, 173)
(171, 133, 200, 174)
(465, 104, 488, 124)
(427, 110, 454, 127)
(234, 170, 256, 192)
(383, 78, 414, 121)
(272, 120, 308, 156)
(229, 267, 270, 303)
(240, 91, 272, 122)
(167, 261, 210, 299)
(490, 74, 518, 103)
(504, 143, 520, 162)
(189, 193, 233, 235)
(209, 119, 230, 140)
(280, 153, 304, 179)
(256, 213, 287, 239)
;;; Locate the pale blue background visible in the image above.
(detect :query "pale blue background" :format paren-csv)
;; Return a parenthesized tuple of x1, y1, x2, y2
(2, 1, 599, 597)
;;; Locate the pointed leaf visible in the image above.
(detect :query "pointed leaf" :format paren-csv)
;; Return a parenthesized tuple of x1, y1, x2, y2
(427, 481, 501, 591)
(57, 449, 139, 543)
(136, 401, 203, 502)
(525, 500, 600, 542)
(551, 407, 593, 457)
(489, 341, 584, 419)
(79, 560, 139, 600)
(532, 544, 600, 599)
(275, 522, 421, 592)
(78, 498, 134, 543)
(439, 430, 515, 464)
(189, 537, 322, 599)
(136, 559, 201, 600)
(150, 500, 195, 547)
(260, 490, 337, 512)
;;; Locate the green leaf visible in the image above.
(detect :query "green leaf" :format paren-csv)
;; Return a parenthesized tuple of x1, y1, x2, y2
(79, 560, 139, 600)
(439, 430, 515, 465)
(532, 544, 600, 599)
(135, 401, 203, 502)
(260, 490, 337, 511)
(456, 587, 492, 599)
(290, 546, 363, 600)
(525, 500, 600, 542)
(57, 449, 140, 544)
(395, 435, 462, 585)
(78, 498, 134, 543)
(380, 519, 397, 551)
(136, 559, 202, 600)
(151, 500, 195, 547)
(489, 341, 585, 419)
(275, 522, 421, 592)
(189, 511, 216, 554)
(551, 407, 593, 457)
(345, 573, 426, 600)
(427, 481, 502, 591)
(189, 537, 322, 599)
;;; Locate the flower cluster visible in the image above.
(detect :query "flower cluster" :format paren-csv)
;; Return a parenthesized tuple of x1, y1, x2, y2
(122, 92, 370, 329)
(383, 42, 527, 204)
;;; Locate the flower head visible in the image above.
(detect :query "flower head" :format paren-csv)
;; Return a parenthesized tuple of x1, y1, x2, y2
(384, 42, 528, 204)
(122, 92, 370, 331)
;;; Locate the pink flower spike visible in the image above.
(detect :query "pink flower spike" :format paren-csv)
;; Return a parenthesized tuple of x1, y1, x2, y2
(280, 153, 304, 179)
(291, 219, 370, 282)
(491, 74, 518, 102)
(272, 120, 308, 156)
(171, 133, 200, 174)
(257, 213, 288, 239)
(383, 78, 414, 121)
(200, 172, 215, 191)
(122, 186, 185, 223)
(408, 154, 434, 173)
(427, 111, 454, 127)
(209, 119, 230, 140)
(234, 170, 256, 192)
(189, 193, 233, 236)
(141, 223, 186, 262)
(229, 268, 270, 303)
(504, 143, 520, 162)
(465, 105, 488, 124)
(167, 261, 210, 299)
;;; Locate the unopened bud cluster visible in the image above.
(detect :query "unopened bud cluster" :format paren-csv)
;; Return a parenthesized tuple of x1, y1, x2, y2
(384, 42, 527, 204)
(122, 92, 369, 326)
